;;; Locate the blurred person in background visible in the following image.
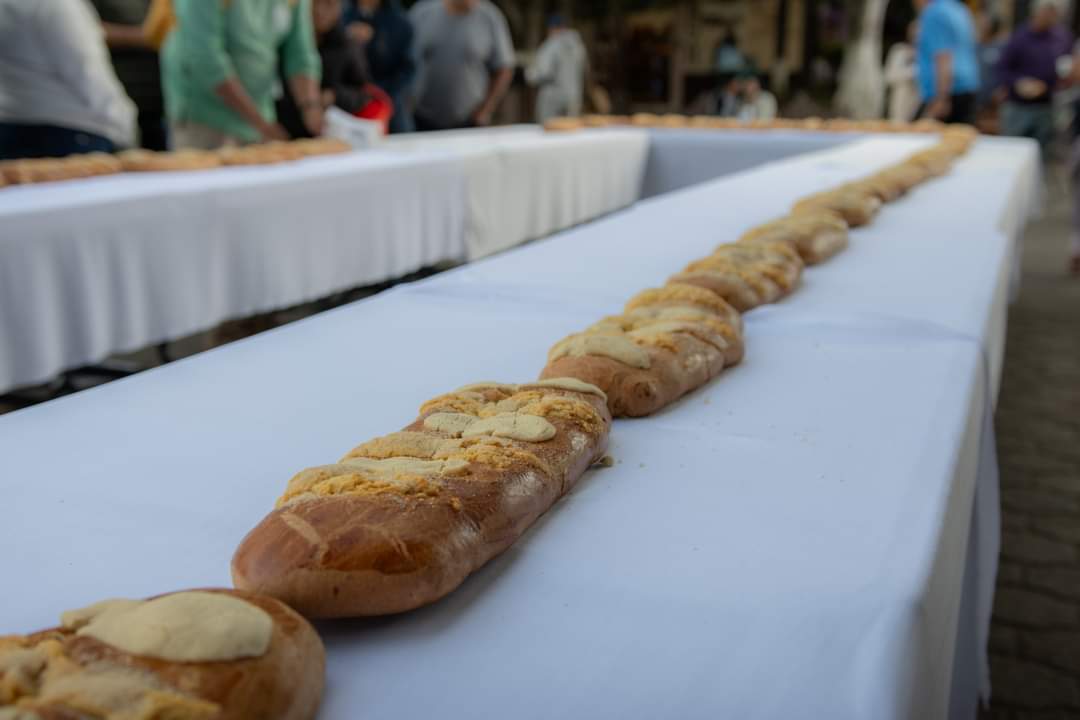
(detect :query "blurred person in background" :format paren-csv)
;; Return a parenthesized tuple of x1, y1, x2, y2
(687, 74, 740, 118)
(913, 0, 979, 124)
(714, 29, 748, 75)
(278, 0, 371, 138)
(90, 0, 167, 150)
(975, 12, 1008, 132)
(409, 0, 514, 131)
(736, 74, 778, 122)
(884, 22, 920, 123)
(716, 75, 742, 117)
(976, 13, 1007, 109)
(1066, 35, 1080, 275)
(162, 0, 322, 150)
(342, 0, 415, 133)
(526, 13, 587, 124)
(0, 0, 136, 159)
(995, 0, 1073, 155)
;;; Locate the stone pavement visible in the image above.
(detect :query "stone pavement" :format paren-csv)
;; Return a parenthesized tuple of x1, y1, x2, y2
(986, 174, 1080, 718)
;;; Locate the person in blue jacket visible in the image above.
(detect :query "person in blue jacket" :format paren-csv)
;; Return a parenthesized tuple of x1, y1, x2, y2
(342, 0, 416, 133)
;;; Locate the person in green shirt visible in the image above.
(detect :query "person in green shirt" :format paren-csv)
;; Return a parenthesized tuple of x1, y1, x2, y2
(162, 0, 323, 149)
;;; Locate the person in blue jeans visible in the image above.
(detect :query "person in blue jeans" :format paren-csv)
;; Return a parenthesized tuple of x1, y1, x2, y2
(0, 0, 136, 160)
(913, 0, 980, 124)
(342, 0, 416, 133)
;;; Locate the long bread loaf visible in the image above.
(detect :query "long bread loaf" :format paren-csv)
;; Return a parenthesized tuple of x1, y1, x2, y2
(0, 589, 325, 720)
(232, 380, 612, 618)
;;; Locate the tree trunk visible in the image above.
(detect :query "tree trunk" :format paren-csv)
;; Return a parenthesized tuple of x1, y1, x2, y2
(834, 0, 889, 119)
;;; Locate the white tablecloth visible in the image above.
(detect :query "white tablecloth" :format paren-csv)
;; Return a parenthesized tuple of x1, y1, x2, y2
(386, 126, 649, 259)
(0, 151, 468, 393)
(0, 127, 648, 395)
(640, 128, 858, 198)
(0, 136, 1039, 719)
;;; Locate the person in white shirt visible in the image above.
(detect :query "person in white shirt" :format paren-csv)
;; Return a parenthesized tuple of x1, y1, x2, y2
(736, 75, 778, 122)
(884, 22, 920, 123)
(526, 14, 587, 124)
(0, 0, 136, 159)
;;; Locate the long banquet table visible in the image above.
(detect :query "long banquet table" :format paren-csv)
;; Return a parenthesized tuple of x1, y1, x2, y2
(0, 150, 468, 393)
(0, 134, 1040, 719)
(385, 125, 650, 259)
(640, 127, 857, 197)
(0, 127, 649, 395)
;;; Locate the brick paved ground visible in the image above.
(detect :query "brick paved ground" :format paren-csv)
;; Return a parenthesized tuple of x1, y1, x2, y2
(986, 176, 1080, 718)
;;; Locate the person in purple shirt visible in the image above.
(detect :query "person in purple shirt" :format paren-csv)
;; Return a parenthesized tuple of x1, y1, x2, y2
(995, 0, 1073, 154)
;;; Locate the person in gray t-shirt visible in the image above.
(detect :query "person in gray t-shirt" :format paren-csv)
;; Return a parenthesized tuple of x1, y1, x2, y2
(409, 0, 515, 130)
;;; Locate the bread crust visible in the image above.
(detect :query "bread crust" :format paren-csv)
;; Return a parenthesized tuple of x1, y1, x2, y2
(0, 589, 325, 720)
(540, 286, 740, 417)
(117, 149, 223, 172)
(543, 117, 584, 132)
(541, 334, 725, 417)
(0, 154, 121, 185)
(739, 211, 850, 265)
(792, 189, 879, 227)
(232, 385, 611, 617)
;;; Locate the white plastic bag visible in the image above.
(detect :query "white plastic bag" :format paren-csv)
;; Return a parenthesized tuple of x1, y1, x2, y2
(323, 107, 383, 149)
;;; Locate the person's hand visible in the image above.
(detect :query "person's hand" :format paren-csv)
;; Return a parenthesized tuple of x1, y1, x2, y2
(1015, 77, 1048, 99)
(257, 120, 290, 142)
(471, 106, 493, 127)
(347, 22, 374, 45)
(320, 89, 336, 109)
(925, 96, 951, 120)
(302, 104, 326, 136)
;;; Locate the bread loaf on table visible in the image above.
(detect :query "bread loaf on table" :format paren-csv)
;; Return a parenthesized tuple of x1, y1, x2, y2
(118, 149, 223, 173)
(539, 286, 742, 417)
(218, 142, 306, 167)
(544, 117, 584, 132)
(582, 114, 614, 127)
(290, 137, 352, 157)
(1, 154, 122, 185)
(630, 113, 661, 127)
(738, 210, 849, 265)
(673, 241, 804, 308)
(792, 187, 880, 227)
(0, 589, 324, 720)
(233, 380, 612, 618)
(838, 174, 904, 203)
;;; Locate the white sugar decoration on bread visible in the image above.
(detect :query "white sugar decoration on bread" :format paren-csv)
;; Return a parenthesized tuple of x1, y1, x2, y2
(461, 413, 557, 442)
(523, 378, 608, 400)
(549, 333, 652, 369)
(232, 382, 612, 617)
(423, 410, 558, 441)
(2, 589, 326, 719)
(71, 592, 272, 663)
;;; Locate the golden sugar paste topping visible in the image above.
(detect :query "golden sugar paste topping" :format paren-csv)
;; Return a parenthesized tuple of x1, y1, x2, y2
(343, 431, 444, 461)
(278, 458, 466, 505)
(419, 391, 486, 417)
(516, 395, 607, 436)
